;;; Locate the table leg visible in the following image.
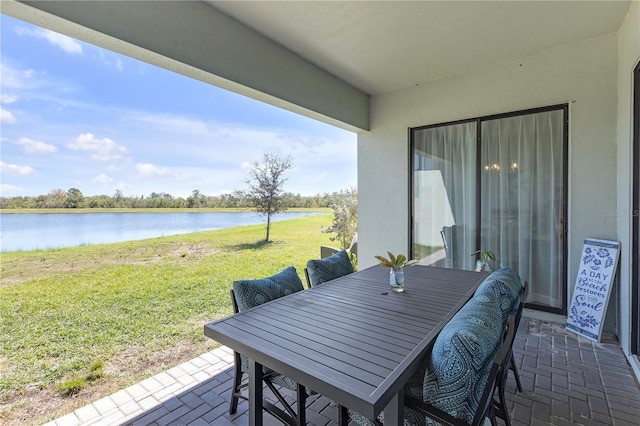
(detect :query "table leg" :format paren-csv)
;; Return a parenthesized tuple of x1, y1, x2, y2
(383, 389, 404, 426)
(338, 405, 349, 426)
(296, 383, 306, 426)
(248, 358, 264, 426)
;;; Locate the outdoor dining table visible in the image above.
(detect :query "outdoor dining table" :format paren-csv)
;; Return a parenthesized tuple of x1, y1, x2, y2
(204, 264, 490, 426)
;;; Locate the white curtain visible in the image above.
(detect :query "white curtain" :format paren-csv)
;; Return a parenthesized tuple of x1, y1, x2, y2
(413, 122, 477, 270)
(481, 110, 564, 308)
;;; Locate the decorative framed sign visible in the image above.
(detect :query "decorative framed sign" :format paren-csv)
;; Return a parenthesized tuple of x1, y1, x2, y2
(566, 238, 620, 342)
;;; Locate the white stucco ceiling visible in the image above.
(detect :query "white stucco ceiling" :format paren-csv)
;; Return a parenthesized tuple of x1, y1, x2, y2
(210, 1, 631, 95)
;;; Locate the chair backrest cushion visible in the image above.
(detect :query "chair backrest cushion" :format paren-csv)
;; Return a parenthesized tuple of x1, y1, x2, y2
(474, 267, 523, 323)
(306, 249, 354, 287)
(422, 295, 504, 424)
(232, 266, 304, 312)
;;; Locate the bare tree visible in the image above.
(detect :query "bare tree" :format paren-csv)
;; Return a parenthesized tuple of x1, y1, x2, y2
(245, 153, 294, 242)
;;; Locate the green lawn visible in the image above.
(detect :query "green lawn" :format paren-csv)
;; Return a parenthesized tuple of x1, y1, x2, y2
(0, 213, 337, 416)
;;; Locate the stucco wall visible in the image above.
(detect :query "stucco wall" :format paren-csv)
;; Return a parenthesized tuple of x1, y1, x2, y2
(358, 33, 619, 318)
(616, 0, 640, 370)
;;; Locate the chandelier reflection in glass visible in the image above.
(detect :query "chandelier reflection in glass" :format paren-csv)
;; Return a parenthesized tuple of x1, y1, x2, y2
(483, 161, 519, 173)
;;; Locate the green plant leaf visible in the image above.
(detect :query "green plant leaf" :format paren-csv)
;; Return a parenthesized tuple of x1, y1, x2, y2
(376, 252, 417, 268)
(387, 251, 396, 265)
(375, 255, 393, 267)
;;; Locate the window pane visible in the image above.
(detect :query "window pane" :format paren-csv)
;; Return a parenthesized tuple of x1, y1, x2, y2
(481, 109, 564, 308)
(413, 122, 477, 269)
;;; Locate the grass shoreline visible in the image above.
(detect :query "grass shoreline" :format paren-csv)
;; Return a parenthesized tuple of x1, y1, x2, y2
(0, 213, 337, 425)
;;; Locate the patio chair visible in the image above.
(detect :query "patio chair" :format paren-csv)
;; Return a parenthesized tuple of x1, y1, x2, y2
(320, 232, 358, 259)
(229, 266, 314, 425)
(508, 281, 529, 395)
(405, 315, 516, 426)
(474, 269, 528, 383)
(304, 249, 354, 288)
(441, 225, 464, 269)
(347, 294, 514, 426)
(493, 281, 529, 426)
(471, 267, 529, 426)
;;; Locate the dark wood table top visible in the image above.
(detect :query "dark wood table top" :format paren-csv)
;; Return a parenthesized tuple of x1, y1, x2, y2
(204, 265, 489, 423)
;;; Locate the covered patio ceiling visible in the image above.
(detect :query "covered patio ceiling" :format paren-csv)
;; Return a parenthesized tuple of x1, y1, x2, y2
(210, 0, 630, 95)
(1, 1, 631, 131)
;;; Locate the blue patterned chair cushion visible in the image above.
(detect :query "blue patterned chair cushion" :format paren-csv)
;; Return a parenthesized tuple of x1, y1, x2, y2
(232, 266, 304, 312)
(421, 296, 504, 425)
(306, 249, 354, 287)
(349, 296, 503, 426)
(474, 267, 523, 323)
(233, 266, 313, 395)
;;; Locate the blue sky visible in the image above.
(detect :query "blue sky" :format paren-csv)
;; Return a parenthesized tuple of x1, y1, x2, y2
(0, 14, 357, 198)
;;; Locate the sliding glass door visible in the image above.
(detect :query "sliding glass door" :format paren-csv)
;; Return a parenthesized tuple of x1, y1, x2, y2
(411, 105, 568, 313)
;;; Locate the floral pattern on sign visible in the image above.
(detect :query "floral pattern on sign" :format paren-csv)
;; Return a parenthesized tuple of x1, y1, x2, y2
(569, 305, 599, 328)
(582, 247, 614, 271)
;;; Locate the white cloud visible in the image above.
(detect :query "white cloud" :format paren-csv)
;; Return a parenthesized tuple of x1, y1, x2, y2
(0, 63, 51, 93)
(133, 112, 210, 136)
(1, 107, 16, 124)
(0, 183, 24, 195)
(67, 133, 127, 161)
(1, 62, 36, 90)
(105, 164, 125, 172)
(94, 50, 125, 72)
(1, 94, 17, 103)
(1, 161, 35, 176)
(91, 174, 113, 185)
(17, 137, 58, 155)
(91, 174, 128, 194)
(16, 26, 82, 55)
(135, 163, 188, 181)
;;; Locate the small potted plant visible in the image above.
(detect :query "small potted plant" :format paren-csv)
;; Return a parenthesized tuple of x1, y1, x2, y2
(375, 252, 418, 292)
(471, 249, 495, 272)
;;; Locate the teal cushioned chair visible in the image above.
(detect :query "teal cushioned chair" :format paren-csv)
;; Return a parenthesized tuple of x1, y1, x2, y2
(473, 267, 527, 426)
(233, 265, 304, 311)
(419, 295, 504, 425)
(348, 294, 510, 426)
(305, 249, 354, 288)
(229, 266, 312, 424)
(474, 267, 523, 323)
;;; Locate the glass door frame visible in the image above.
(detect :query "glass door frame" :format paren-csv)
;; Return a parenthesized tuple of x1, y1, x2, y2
(409, 104, 569, 314)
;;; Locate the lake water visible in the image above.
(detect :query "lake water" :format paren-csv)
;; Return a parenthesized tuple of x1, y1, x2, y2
(0, 211, 321, 252)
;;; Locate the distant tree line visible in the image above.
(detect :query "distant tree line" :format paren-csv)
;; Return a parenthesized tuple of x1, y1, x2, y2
(0, 187, 357, 210)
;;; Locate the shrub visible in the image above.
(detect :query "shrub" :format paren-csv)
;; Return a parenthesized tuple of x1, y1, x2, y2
(56, 377, 86, 396)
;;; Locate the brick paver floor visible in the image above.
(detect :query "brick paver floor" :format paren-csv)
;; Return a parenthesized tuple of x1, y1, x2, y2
(46, 317, 640, 426)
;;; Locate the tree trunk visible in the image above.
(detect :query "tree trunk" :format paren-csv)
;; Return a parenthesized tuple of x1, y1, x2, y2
(265, 212, 271, 242)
